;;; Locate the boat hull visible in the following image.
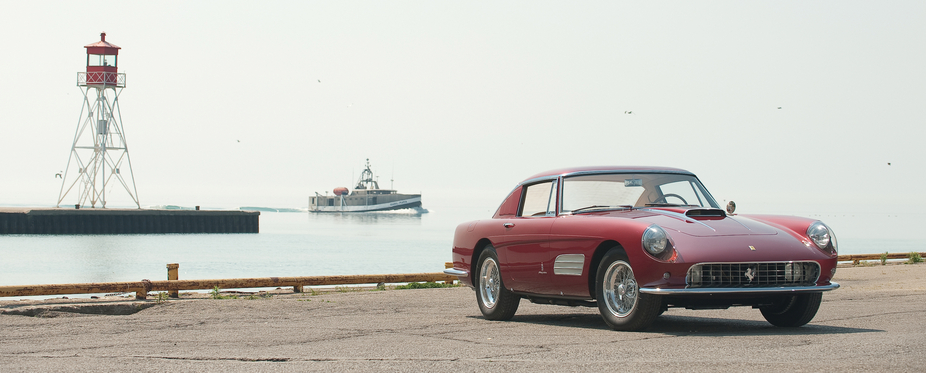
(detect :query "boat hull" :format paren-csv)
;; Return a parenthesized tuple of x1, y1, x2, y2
(310, 196, 422, 213)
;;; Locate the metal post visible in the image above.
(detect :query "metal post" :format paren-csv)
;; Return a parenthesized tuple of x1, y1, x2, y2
(167, 263, 179, 298)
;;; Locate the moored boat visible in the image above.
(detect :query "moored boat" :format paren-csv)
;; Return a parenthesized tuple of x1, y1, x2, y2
(310, 159, 423, 213)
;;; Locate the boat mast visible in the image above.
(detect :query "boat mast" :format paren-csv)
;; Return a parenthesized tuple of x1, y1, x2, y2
(355, 158, 379, 190)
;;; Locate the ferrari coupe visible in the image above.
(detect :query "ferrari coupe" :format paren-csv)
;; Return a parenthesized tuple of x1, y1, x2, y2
(444, 166, 839, 331)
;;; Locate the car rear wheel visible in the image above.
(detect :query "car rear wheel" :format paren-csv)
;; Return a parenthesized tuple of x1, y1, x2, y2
(760, 292, 822, 327)
(595, 249, 661, 331)
(475, 245, 520, 320)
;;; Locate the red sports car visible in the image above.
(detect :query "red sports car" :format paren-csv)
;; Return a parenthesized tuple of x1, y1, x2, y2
(445, 166, 839, 331)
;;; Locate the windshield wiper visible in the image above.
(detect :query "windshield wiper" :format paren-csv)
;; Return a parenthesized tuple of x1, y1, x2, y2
(570, 205, 633, 214)
(644, 203, 696, 207)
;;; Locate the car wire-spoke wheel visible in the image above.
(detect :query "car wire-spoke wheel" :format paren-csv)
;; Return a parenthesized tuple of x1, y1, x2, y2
(475, 245, 520, 321)
(479, 257, 501, 309)
(595, 248, 660, 331)
(602, 261, 638, 317)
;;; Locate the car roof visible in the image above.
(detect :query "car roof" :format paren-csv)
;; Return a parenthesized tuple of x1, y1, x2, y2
(520, 166, 695, 185)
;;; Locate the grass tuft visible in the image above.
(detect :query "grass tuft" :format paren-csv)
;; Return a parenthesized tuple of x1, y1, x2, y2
(393, 282, 459, 290)
(210, 286, 238, 299)
(908, 252, 923, 264)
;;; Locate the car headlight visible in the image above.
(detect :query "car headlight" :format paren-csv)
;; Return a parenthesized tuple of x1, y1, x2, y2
(642, 225, 669, 255)
(807, 221, 837, 253)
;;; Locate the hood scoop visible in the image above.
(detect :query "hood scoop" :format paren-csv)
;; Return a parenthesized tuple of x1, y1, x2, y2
(685, 208, 727, 219)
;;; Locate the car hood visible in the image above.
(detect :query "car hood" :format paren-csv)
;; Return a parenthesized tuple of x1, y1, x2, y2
(628, 208, 822, 262)
(631, 208, 779, 237)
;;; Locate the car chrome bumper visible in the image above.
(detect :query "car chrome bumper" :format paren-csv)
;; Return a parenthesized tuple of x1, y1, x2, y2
(444, 268, 469, 277)
(640, 282, 840, 295)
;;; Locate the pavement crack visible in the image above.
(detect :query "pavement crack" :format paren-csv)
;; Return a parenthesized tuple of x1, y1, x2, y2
(823, 309, 924, 322)
(302, 357, 462, 363)
(154, 356, 291, 362)
(118, 355, 289, 362)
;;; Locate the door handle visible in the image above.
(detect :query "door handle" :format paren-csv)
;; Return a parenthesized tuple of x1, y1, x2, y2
(503, 222, 515, 228)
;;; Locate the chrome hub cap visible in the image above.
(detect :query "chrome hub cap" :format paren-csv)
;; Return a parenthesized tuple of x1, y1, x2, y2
(603, 260, 638, 318)
(479, 258, 500, 309)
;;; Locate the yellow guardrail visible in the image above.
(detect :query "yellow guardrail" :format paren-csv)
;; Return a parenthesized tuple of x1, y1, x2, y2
(837, 252, 925, 265)
(0, 263, 456, 299)
(2, 254, 921, 300)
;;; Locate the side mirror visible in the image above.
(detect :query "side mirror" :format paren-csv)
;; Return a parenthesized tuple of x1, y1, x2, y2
(726, 201, 736, 214)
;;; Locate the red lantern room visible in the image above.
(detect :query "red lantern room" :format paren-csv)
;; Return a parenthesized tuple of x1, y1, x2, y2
(84, 32, 121, 86)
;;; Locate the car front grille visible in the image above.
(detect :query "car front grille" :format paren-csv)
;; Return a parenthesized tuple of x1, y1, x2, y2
(686, 262, 820, 288)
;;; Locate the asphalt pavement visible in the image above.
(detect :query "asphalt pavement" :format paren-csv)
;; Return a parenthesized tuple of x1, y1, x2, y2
(1, 263, 923, 372)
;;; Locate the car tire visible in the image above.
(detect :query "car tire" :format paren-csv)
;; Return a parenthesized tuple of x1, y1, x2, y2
(475, 245, 520, 320)
(760, 292, 822, 327)
(595, 249, 661, 331)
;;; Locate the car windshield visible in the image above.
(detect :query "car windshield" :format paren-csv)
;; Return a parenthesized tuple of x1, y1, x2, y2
(560, 173, 719, 213)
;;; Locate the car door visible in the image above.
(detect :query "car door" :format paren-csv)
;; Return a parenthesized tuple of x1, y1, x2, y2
(543, 216, 601, 297)
(494, 180, 557, 294)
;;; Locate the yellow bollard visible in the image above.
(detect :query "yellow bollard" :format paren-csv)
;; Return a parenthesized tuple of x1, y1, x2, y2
(136, 279, 152, 300)
(167, 263, 179, 298)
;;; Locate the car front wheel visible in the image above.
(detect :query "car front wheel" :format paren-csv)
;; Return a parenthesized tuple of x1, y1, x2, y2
(595, 249, 661, 331)
(475, 245, 520, 320)
(760, 293, 822, 327)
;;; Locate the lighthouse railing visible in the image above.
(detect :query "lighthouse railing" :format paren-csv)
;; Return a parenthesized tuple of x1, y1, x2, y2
(77, 72, 126, 88)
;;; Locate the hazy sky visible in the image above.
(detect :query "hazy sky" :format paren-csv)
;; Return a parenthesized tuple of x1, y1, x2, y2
(2, 1, 924, 218)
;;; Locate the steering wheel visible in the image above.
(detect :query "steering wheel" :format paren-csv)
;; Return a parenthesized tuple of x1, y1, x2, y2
(658, 193, 688, 205)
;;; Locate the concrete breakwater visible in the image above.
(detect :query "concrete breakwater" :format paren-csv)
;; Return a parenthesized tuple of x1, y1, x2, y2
(0, 208, 260, 234)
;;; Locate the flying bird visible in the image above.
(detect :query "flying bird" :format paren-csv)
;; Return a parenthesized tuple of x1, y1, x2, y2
(888, 162, 891, 166)
(777, 107, 782, 109)
(55, 172, 62, 179)
(318, 79, 321, 83)
(624, 111, 632, 114)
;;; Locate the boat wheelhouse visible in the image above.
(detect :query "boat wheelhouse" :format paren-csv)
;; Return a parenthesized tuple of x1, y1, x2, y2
(310, 159, 423, 213)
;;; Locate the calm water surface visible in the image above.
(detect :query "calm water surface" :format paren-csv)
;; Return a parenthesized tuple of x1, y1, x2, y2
(1, 209, 923, 295)
(0, 210, 465, 288)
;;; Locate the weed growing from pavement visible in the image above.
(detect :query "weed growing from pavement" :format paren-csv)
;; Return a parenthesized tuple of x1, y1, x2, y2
(881, 252, 889, 265)
(908, 252, 923, 264)
(156, 292, 169, 304)
(393, 282, 459, 290)
(210, 286, 238, 299)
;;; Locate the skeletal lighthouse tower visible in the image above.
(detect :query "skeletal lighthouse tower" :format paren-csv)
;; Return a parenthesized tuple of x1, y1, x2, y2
(57, 33, 139, 208)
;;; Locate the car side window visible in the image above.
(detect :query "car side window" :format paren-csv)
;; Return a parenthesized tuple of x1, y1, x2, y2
(519, 181, 557, 217)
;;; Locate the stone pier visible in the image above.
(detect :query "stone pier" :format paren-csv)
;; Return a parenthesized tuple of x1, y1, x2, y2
(0, 208, 259, 234)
